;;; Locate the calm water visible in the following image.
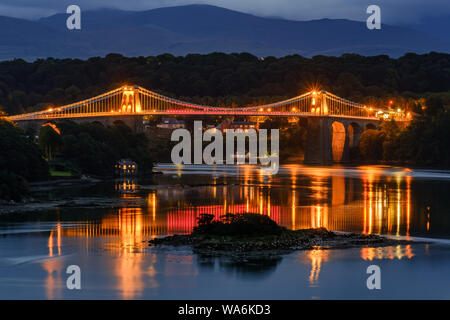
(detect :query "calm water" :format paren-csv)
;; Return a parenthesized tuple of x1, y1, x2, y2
(0, 164, 450, 299)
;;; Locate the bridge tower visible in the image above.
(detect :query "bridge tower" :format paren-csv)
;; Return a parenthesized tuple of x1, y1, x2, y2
(119, 85, 142, 113)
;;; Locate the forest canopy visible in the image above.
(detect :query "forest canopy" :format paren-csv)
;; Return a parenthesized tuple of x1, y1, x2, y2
(0, 52, 449, 116)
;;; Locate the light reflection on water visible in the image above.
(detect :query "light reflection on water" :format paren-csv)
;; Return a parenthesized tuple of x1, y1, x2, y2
(93, 164, 447, 238)
(44, 165, 450, 298)
(1, 164, 450, 299)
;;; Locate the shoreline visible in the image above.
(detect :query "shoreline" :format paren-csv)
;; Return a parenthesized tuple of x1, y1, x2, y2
(0, 195, 148, 215)
(149, 228, 419, 260)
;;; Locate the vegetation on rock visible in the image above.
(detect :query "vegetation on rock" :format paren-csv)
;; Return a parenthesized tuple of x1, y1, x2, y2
(149, 213, 413, 255)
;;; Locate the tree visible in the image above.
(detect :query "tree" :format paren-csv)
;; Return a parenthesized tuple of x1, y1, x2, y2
(380, 121, 400, 161)
(359, 129, 386, 161)
(39, 124, 63, 160)
(53, 121, 154, 176)
(392, 110, 450, 166)
(424, 95, 444, 118)
(1, 52, 450, 116)
(0, 119, 49, 200)
(0, 171, 28, 201)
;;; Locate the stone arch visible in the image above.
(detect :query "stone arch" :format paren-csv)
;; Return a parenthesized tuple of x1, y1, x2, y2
(331, 121, 346, 162)
(365, 123, 377, 130)
(91, 120, 105, 127)
(112, 120, 127, 127)
(348, 122, 361, 148)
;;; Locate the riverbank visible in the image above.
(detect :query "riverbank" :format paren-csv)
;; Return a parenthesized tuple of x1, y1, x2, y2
(29, 176, 102, 192)
(0, 181, 237, 215)
(0, 196, 150, 215)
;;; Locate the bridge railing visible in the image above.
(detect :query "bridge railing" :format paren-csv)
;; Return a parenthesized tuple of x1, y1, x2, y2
(6, 85, 409, 121)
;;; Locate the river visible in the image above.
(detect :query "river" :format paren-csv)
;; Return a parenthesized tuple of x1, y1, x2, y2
(0, 164, 449, 299)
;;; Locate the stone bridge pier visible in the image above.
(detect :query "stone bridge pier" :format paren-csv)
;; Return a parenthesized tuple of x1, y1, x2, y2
(304, 116, 379, 165)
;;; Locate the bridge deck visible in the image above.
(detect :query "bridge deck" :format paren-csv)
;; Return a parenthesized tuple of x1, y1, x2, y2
(6, 85, 409, 122)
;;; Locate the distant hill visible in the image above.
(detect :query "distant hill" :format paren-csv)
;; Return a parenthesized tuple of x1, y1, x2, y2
(0, 4, 448, 60)
(407, 15, 450, 42)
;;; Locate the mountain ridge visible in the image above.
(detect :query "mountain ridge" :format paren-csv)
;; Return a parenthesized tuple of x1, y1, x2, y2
(0, 4, 448, 61)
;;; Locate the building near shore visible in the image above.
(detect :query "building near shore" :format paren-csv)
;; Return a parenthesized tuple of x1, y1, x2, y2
(216, 119, 258, 132)
(115, 159, 138, 176)
(157, 118, 185, 130)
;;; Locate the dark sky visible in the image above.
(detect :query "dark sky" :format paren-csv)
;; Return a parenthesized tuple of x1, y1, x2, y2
(0, 0, 448, 24)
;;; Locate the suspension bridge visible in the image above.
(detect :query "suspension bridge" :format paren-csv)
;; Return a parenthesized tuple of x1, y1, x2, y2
(6, 85, 408, 121)
(6, 85, 410, 164)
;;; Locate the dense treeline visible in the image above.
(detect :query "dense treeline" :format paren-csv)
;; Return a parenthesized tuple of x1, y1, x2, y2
(260, 118, 307, 160)
(0, 117, 156, 200)
(0, 52, 450, 115)
(0, 118, 49, 201)
(1, 52, 450, 201)
(359, 96, 450, 166)
(38, 120, 154, 176)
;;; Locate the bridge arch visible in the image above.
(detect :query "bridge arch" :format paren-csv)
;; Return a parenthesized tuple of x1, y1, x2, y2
(365, 123, 377, 130)
(348, 122, 362, 148)
(91, 120, 105, 127)
(113, 120, 127, 127)
(331, 121, 346, 162)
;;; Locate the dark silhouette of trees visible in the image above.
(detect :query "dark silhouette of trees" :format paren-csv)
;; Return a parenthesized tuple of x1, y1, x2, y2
(1, 52, 449, 116)
(1, 52, 450, 169)
(52, 120, 154, 176)
(39, 124, 63, 160)
(359, 129, 386, 161)
(0, 118, 49, 200)
(359, 96, 450, 166)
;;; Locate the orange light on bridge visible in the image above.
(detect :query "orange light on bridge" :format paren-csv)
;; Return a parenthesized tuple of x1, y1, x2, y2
(10, 85, 411, 124)
(42, 123, 61, 134)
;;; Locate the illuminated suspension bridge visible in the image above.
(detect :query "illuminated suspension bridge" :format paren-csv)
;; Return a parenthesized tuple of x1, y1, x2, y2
(6, 85, 409, 121)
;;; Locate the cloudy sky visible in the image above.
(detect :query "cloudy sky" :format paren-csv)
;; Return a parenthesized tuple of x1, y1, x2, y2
(0, 0, 448, 24)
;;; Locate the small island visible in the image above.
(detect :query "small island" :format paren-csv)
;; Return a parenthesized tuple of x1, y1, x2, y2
(149, 213, 415, 258)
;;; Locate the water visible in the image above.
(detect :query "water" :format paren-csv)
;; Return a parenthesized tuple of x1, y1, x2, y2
(0, 164, 449, 299)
